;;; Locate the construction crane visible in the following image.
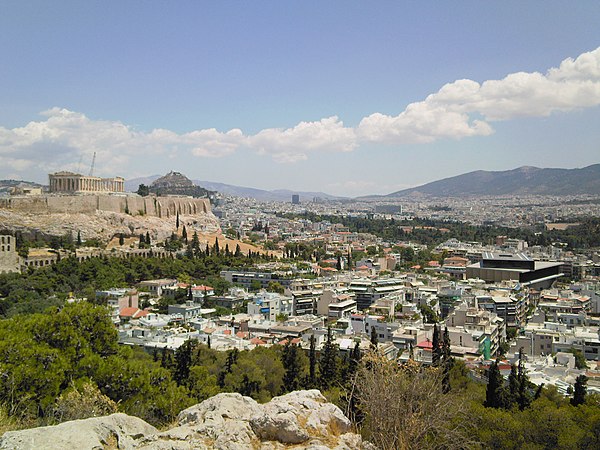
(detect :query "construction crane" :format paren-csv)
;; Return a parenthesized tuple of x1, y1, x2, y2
(88, 152, 96, 177)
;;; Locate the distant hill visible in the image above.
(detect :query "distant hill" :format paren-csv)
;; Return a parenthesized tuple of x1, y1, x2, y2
(126, 176, 344, 202)
(0, 179, 44, 195)
(385, 164, 600, 197)
(148, 171, 213, 198)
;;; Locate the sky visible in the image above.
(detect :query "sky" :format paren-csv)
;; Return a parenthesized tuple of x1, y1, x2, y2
(1, 1, 599, 197)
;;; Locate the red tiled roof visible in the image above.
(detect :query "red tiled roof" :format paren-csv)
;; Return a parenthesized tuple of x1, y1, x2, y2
(192, 285, 214, 291)
(417, 340, 433, 349)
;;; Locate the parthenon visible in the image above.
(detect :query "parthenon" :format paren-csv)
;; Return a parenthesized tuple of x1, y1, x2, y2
(49, 171, 125, 193)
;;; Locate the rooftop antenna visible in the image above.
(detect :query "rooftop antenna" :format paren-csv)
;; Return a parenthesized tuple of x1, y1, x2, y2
(89, 151, 96, 177)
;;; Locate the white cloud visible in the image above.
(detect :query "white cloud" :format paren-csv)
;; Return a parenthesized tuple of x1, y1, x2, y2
(1, 46, 599, 181)
(0, 108, 245, 178)
(359, 46, 600, 144)
(247, 116, 357, 163)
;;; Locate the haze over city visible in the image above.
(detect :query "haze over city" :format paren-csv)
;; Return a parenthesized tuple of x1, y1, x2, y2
(1, 1, 599, 196)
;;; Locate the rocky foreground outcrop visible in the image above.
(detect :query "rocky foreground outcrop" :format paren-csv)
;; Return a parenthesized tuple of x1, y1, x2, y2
(0, 390, 374, 450)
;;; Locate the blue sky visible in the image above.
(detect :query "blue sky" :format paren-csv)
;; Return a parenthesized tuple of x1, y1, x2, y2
(1, 1, 599, 196)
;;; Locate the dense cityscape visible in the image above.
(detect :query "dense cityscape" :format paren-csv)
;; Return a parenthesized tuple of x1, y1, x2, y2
(2, 2, 600, 449)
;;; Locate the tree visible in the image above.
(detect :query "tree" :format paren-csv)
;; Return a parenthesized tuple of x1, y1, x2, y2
(191, 232, 200, 257)
(76, 230, 82, 246)
(234, 244, 242, 257)
(370, 326, 378, 349)
(508, 364, 519, 405)
(136, 184, 149, 196)
(516, 347, 531, 411)
(485, 359, 508, 409)
(432, 324, 441, 367)
(320, 327, 338, 390)
(145, 232, 151, 246)
(356, 352, 471, 450)
(213, 237, 220, 256)
(441, 326, 453, 393)
(176, 212, 180, 230)
(569, 348, 589, 369)
(174, 339, 198, 385)
(336, 255, 342, 271)
(571, 374, 588, 406)
(308, 334, 317, 388)
(267, 281, 284, 294)
(281, 342, 302, 393)
(119, 233, 125, 246)
(182, 225, 187, 243)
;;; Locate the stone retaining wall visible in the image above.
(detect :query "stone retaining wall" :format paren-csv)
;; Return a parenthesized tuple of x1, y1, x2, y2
(0, 195, 210, 218)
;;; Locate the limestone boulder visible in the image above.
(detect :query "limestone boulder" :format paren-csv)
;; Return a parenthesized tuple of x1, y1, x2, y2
(0, 391, 374, 450)
(0, 413, 157, 450)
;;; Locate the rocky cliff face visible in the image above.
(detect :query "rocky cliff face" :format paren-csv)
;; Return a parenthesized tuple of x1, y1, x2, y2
(0, 390, 373, 450)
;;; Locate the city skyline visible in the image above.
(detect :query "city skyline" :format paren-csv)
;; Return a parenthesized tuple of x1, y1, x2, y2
(1, 2, 599, 196)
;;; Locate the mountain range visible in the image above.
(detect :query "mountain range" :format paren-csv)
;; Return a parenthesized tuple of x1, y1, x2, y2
(383, 164, 600, 197)
(3, 164, 598, 201)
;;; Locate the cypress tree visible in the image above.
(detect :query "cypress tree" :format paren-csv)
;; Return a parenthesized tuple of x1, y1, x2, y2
(485, 359, 506, 409)
(320, 327, 338, 390)
(572, 374, 588, 406)
(182, 225, 187, 243)
(441, 326, 453, 393)
(119, 233, 125, 246)
(348, 340, 361, 377)
(517, 348, 531, 411)
(192, 231, 200, 256)
(235, 243, 241, 257)
(308, 334, 317, 387)
(432, 324, 441, 367)
(282, 342, 301, 393)
(508, 364, 519, 405)
(370, 326, 378, 349)
(174, 339, 197, 385)
(213, 237, 220, 255)
(176, 211, 180, 229)
(146, 231, 151, 246)
(77, 230, 82, 246)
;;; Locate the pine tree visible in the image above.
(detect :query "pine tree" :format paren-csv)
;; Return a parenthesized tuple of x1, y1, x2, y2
(432, 324, 441, 367)
(571, 374, 588, 406)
